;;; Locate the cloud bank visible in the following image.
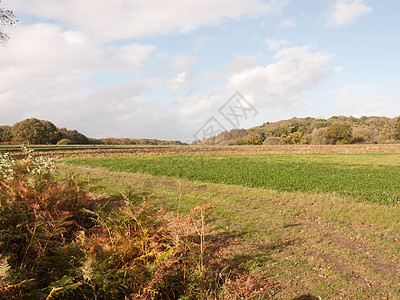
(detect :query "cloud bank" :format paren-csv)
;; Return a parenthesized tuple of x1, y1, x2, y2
(326, 0, 372, 27)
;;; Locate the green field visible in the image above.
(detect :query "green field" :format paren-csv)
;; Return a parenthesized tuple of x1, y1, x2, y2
(65, 153, 400, 204)
(58, 149, 400, 299)
(59, 150, 400, 298)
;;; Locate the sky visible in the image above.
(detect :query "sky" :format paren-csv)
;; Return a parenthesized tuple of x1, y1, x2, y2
(0, 0, 399, 142)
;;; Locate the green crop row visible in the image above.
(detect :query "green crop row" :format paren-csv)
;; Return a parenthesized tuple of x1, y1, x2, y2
(65, 153, 400, 204)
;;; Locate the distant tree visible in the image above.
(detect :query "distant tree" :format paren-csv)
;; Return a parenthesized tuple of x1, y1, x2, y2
(0, 126, 12, 143)
(323, 121, 353, 144)
(0, 1, 17, 45)
(11, 118, 61, 144)
(235, 137, 247, 145)
(42, 120, 62, 144)
(245, 131, 264, 145)
(308, 128, 327, 145)
(282, 131, 308, 145)
(352, 127, 379, 144)
(199, 116, 394, 146)
(139, 139, 157, 145)
(59, 128, 89, 144)
(393, 117, 400, 140)
(310, 119, 327, 130)
(88, 138, 104, 145)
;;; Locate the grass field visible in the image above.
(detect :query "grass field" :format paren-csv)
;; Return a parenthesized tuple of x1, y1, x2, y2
(65, 153, 400, 204)
(56, 148, 400, 298)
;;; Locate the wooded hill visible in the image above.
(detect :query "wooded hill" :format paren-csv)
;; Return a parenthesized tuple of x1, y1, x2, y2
(199, 116, 400, 145)
(0, 118, 185, 145)
(0, 118, 90, 145)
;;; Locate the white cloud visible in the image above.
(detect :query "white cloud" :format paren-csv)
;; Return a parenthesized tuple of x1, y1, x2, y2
(316, 85, 397, 118)
(319, 85, 367, 99)
(0, 23, 157, 76)
(169, 55, 200, 71)
(327, 86, 394, 117)
(334, 66, 344, 72)
(342, 96, 393, 117)
(9, 0, 290, 41)
(219, 55, 258, 77)
(165, 72, 191, 92)
(0, 23, 160, 132)
(180, 45, 333, 124)
(64, 30, 88, 44)
(228, 46, 331, 101)
(278, 18, 296, 28)
(193, 35, 214, 52)
(0, 25, 336, 141)
(326, 0, 372, 28)
(265, 38, 289, 51)
(70, 85, 183, 139)
(4, 0, 390, 142)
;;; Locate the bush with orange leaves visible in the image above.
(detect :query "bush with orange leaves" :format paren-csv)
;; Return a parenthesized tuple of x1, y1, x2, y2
(0, 147, 92, 298)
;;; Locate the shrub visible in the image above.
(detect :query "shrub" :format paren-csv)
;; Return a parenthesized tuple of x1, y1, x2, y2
(0, 146, 54, 180)
(281, 131, 308, 145)
(393, 117, 400, 140)
(323, 121, 353, 144)
(308, 128, 327, 145)
(57, 138, 72, 145)
(352, 127, 379, 144)
(263, 136, 284, 145)
(244, 131, 264, 145)
(0, 148, 90, 297)
(235, 137, 247, 145)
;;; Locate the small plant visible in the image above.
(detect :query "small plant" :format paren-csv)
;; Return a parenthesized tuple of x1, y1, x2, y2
(0, 145, 55, 181)
(0, 151, 15, 180)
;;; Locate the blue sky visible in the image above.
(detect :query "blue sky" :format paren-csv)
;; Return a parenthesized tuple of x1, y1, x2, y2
(0, 0, 399, 142)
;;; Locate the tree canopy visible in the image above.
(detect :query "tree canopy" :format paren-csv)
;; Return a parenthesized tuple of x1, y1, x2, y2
(199, 116, 399, 146)
(11, 118, 61, 144)
(323, 121, 353, 144)
(393, 117, 400, 140)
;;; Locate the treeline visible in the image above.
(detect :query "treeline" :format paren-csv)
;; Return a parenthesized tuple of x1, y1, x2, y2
(0, 118, 186, 145)
(199, 116, 400, 145)
(0, 118, 91, 145)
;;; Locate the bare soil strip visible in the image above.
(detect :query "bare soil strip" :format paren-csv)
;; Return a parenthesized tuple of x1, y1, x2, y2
(5, 144, 400, 158)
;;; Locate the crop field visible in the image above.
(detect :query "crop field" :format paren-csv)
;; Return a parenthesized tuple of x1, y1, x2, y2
(54, 147, 400, 298)
(65, 153, 400, 204)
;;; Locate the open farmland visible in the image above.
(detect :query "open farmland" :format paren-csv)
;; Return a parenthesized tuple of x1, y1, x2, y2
(2, 143, 400, 158)
(57, 146, 400, 298)
(65, 153, 400, 204)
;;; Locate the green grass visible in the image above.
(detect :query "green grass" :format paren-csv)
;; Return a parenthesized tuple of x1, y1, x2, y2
(57, 162, 400, 299)
(64, 153, 400, 204)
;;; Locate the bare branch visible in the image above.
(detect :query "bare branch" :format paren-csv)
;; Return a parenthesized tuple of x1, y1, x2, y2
(0, 1, 17, 44)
